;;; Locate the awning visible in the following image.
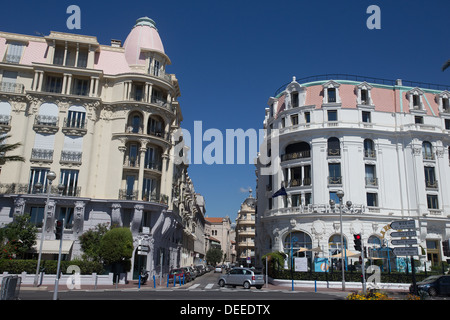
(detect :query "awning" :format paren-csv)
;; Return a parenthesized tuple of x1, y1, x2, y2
(33, 240, 74, 254)
(330, 249, 360, 258)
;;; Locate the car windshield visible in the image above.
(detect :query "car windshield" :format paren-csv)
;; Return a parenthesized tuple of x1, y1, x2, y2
(171, 269, 183, 275)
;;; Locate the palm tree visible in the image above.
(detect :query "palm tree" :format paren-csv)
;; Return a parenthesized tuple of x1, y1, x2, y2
(442, 59, 450, 72)
(0, 135, 25, 165)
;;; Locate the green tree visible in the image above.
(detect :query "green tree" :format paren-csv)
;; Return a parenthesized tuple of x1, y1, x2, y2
(0, 135, 25, 165)
(0, 214, 37, 259)
(206, 248, 223, 266)
(99, 227, 133, 271)
(78, 223, 109, 262)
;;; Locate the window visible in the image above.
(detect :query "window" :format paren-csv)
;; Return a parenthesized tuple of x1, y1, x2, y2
(364, 139, 376, 158)
(413, 95, 420, 109)
(328, 163, 341, 185)
(367, 193, 378, 207)
(132, 83, 145, 101)
(1, 70, 18, 93)
(427, 194, 439, 209)
(424, 167, 437, 188)
(4, 42, 24, 63)
(329, 192, 340, 204)
(67, 108, 86, 128)
(292, 92, 299, 108)
(422, 141, 434, 160)
(328, 88, 336, 103)
(362, 111, 371, 123)
(29, 206, 45, 226)
(304, 193, 312, 205)
(59, 169, 79, 196)
(142, 177, 159, 201)
(415, 116, 423, 124)
(361, 89, 368, 104)
(304, 112, 310, 123)
(291, 194, 301, 207)
(53, 47, 65, 65)
(144, 146, 162, 170)
(445, 119, 450, 130)
(126, 175, 136, 199)
(291, 114, 299, 126)
(148, 116, 164, 137)
(28, 168, 50, 193)
(77, 49, 88, 68)
(58, 207, 74, 228)
(45, 75, 63, 93)
(153, 60, 160, 77)
(443, 97, 450, 112)
(327, 137, 340, 156)
(365, 164, 377, 186)
(327, 110, 338, 122)
(72, 78, 90, 96)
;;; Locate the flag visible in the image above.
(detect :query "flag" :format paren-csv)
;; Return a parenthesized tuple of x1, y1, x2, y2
(272, 187, 287, 198)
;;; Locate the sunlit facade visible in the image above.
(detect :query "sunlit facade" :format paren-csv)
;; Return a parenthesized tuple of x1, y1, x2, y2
(255, 75, 450, 271)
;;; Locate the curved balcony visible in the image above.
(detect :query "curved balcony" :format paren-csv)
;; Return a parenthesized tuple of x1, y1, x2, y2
(281, 150, 311, 162)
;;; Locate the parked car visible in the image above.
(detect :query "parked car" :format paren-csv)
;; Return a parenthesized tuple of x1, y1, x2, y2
(214, 265, 222, 273)
(180, 267, 193, 282)
(410, 275, 450, 296)
(168, 268, 189, 283)
(207, 265, 214, 272)
(187, 266, 197, 280)
(195, 264, 205, 275)
(218, 267, 264, 289)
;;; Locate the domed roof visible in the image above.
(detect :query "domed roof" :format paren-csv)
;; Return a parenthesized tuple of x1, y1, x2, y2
(242, 189, 256, 209)
(123, 17, 166, 66)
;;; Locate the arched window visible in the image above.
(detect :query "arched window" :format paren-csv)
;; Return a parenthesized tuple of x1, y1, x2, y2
(282, 141, 311, 160)
(422, 141, 434, 160)
(327, 137, 340, 156)
(363, 139, 375, 158)
(37, 102, 58, 125)
(66, 105, 86, 128)
(283, 231, 312, 259)
(127, 112, 143, 134)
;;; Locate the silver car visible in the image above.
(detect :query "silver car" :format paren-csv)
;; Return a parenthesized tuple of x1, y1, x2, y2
(218, 267, 264, 289)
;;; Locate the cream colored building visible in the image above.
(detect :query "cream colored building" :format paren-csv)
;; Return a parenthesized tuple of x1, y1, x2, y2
(0, 17, 204, 280)
(205, 216, 233, 264)
(235, 191, 256, 266)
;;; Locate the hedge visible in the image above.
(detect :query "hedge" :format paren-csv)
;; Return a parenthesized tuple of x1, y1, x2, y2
(270, 268, 442, 284)
(0, 259, 104, 275)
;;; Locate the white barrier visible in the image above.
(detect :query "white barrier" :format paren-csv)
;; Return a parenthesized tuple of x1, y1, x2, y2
(1, 271, 118, 286)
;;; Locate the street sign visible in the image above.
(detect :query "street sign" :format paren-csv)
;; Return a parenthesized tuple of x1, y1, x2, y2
(390, 220, 415, 230)
(393, 247, 418, 256)
(391, 239, 417, 246)
(391, 230, 417, 238)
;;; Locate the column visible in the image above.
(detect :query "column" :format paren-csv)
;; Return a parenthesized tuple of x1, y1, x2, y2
(131, 204, 144, 236)
(73, 201, 85, 234)
(138, 144, 147, 200)
(111, 203, 122, 227)
(66, 74, 72, 95)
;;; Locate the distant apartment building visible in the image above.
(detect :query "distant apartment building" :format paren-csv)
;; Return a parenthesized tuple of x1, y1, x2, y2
(235, 190, 256, 266)
(255, 75, 450, 271)
(0, 17, 204, 280)
(205, 216, 233, 264)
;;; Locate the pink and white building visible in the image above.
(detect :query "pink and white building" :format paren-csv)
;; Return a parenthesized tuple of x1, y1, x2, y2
(0, 17, 205, 280)
(255, 75, 450, 271)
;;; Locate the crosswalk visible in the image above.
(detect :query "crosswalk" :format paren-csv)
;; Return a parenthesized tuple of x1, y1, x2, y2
(187, 283, 216, 290)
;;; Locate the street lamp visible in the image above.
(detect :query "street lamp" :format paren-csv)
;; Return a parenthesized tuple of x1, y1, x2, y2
(336, 190, 345, 291)
(33, 171, 56, 286)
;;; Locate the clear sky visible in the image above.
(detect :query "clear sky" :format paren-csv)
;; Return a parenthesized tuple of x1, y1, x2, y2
(1, 0, 449, 221)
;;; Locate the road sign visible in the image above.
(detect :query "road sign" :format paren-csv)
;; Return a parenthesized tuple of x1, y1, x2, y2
(390, 220, 415, 230)
(391, 239, 417, 246)
(393, 247, 418, 256)
(391, 230, 417, 238)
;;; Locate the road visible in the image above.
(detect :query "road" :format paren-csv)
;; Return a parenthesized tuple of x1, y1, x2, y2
(17, 270, 348, 301)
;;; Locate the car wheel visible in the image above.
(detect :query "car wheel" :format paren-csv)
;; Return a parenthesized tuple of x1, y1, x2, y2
(218, 279, 225, 287)
(243, 281, 251, 289)
(428, 287, 438, 297)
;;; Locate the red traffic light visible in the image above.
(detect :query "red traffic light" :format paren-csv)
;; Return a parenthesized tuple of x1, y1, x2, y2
(355, 234, 361, 240)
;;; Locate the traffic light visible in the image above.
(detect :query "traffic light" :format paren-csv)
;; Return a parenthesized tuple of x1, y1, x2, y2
(353, 234, 362, 251)
(55, 220, 63, 240)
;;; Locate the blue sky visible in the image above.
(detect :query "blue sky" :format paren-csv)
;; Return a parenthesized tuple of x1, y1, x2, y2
(1, 0, 449, 221)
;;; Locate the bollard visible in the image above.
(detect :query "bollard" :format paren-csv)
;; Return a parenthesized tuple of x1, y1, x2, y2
(179, 274, 182, 286)
(314, 280, 317, 293)
(167, 274, 169, 287)
(153, 275, 156, 288)
(138, 275, 141, 289)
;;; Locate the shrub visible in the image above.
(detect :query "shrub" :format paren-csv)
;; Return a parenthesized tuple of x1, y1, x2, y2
(0, 259, 104, 274)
